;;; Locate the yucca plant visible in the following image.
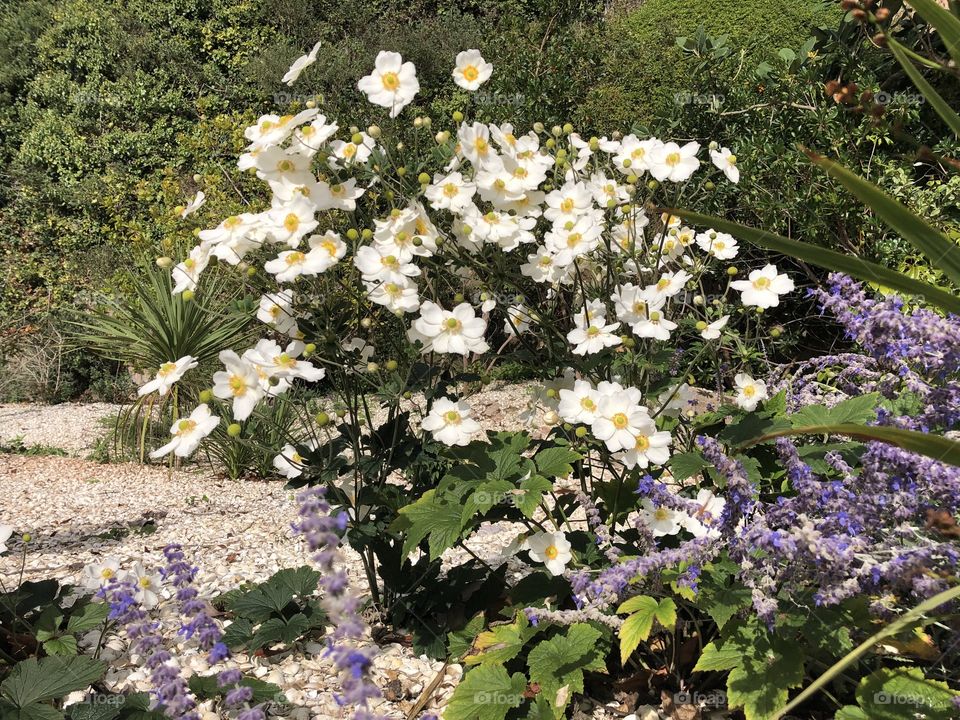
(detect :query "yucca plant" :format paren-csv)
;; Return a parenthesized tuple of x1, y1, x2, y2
(69, 259, 256, 461)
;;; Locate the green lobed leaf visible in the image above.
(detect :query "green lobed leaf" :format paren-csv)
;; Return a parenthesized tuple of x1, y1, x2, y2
(854, 667, 957, 720)
(444, 665, 527, 720)
(692, 641, 743, 672)
(726, 637, 804, 720)
(665, 209, 960, 314)
(789, 393, 879, 427)
(668, 451, 708, 482)
(515, 475, 553, 518)
(398, 489, 468, 560)
(0, 657, 106, 708)
(465, 612, 537, 666)
(533, 446, 581, 477)
(448, 613, 486, 659)
(527, 624, 605, 719)
(65, 601, 109, 635)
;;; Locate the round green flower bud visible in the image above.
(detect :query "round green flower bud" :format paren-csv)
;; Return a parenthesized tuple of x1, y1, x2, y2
(453, 293, 465, 303)
(346, 228, 359, 241)
(606, 198, 617, 209)
(246, 266, 256, 277)
(156, 256, 173, 268)
(551, 125, 562, 136)
(304, 343, 317, 356)
(546, 388, 558, 399)
(351, 132, 364, 145)
(755, 307, 764, 315)
(695, 320, 708, 331)
(709, 141, 719, 151)
(199, 389, 213, 403)
(562, 123, 574, 134)
(368, 125, 381, 139)
(555, 148, 567, 159)
(418, 172, 430, 185)
(622, 158, 632, 169)
(435, 131, 450, 144)
(192, 173, 202, 183)
(315, 412, 330, 427)
(336, 408, 347, 418)
(361, 228, 373, 240)
(413, 116, 424, 128)
(705, 181, 716, 191)
(533, 122, 545, 133)
(227, 423, 242, 437)
(422, 116, 432, 128)
(367, 362, 379, 373)
(412, 236, 423, 246)
(182, 290, 195, 302)
(22, 533, 32, 543)
(647, 179, 659, 191)
(624, 337, 636, 349)
(385, 190, 394, 201)
(403, 391, 412, 399)
(452, 110, 464, 122)
(361, 317, 373, 329)
(626, 174, 638, 184)
(771, 326, 783, 338)
(727, 266, 738, 276)
(396, 167, 407, 177)
(385, 359, 399, 372)
(575, 426, 588, 438)
(545, 138, 556, 149)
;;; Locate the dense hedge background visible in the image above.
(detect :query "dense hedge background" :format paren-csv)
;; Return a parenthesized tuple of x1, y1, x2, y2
(1, 0, 957, 401)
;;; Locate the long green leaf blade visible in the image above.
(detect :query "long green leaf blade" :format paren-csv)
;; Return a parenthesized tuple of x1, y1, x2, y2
(906, 0, 960, 66)
(805, 151, 960, 286)
(888, 37, 960, 136)
(664, 209, 960, 314)
(738, 423, 960, 467)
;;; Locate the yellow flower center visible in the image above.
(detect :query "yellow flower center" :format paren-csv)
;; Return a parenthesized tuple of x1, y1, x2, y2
(474, 137, 489, 155)
(158, 361, 177, 376)
(285, 251, 306, 266)
(277, 159, 295, 172)
(462, 65, 480, 82)
(381, 71, 400, 91)
(586, 326, 600, 337)
(284, 213, 300, 232)
(382, 255, 399, 269)
(657, 279, 670, 291)
(714, 241, 726, 250)
(753, 277, 771, 290)
(566, 233, 582, 248)
(743, 385, 757, 398)
(139, 577, 152, 588)
(444, 317, 462, 332)
(611, 412, 629, 429)
(443, 183, 459, 198)
(665, 152, 682, 166)
(176, 419, 197, 435)
(101, 568, 115, 579)
(228, 375, 247, 396)
(580, 397, 596, 411)
(631, 148, 645, 159)
(444, 410, 462, 424)
(342, 144, 357, 158)
(514, 167, 528, 178)
(635, 435, 650, 451)
(544, 544, 559, 560)
(274, 353, 296, 368)
(632, 301, 647, 315)
(384, 282, 401, 297)
(494, 178, 506, 190)
(560, 198, 575, 213)
(654, 507, 670, 521)
(224, 215, 243, 229)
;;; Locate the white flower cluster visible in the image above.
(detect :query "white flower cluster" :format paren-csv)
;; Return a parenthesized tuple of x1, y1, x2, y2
(146, 47, 795, 461)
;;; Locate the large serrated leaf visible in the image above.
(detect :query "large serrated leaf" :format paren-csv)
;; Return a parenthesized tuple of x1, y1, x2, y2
(527, 624, 604, 718)
(726, 637, 804, 720)
(533, 446, 581, 477)
(444, 665, 526, 720)
(465, 612, 536, 666)
(1, 657, 106, 707)
(398, 489, 467, 560)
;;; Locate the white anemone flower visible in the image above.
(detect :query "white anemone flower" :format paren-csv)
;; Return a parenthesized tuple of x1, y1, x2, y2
(710, 146, 740, 183)
(619, 418, 672, 469)
(83, 559, 125, 590)
(244, 109, 318, 151)
(639, 500, 682, 537)
(425, 171, 477, 213)
(357, 51, 419, 118)
(266, 198, 318, 248)
(410, 301, 489, 355)
(452, 49, 493, 90)
(265, 232, 346, 282)
(129, 562, 163, 609)
(696, 231, 739, 260)
(288, 114, 339, 156)
(366, 279, 421, 314)
(212, 351, 265, 421)
(731, 264, 795, 308)
(329, 134, 375, 167)
(700, 315, 730, 340)
(567, 319, 621, 356)
(458, 122, 498, 168)
(243, 339, 325, 384)
(171, 245, 210, 294)
(354, 244, 420, 284)
(421, 397, 482, 446)
(682, 489, 726, 538)
(137, 356, 198, 397)
(179, 191, 206, 218)
(557, 379, 601, 425)
(591, 394, 648, 452)
(734, 373, 768, 412)
(648, 141, 700, 182)
(150, 404, 220, 459)
(257, 290, 300, 337)
(525, 531, 572, 576)
(0, 525, 13, 554)
(282, 40, 322, 86)
(273, 442, 317, 479)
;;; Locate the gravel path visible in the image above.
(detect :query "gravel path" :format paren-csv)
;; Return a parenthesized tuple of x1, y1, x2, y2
(0, 402, 122, 455)
(0, 391, 635, 719)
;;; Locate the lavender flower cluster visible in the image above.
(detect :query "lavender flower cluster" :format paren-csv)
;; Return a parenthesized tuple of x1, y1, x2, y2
(573, 276, 960, 624)
(293, 487, 383, 720)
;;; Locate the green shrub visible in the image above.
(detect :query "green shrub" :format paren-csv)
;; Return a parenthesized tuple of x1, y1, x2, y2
(578, 0, 843, 129)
